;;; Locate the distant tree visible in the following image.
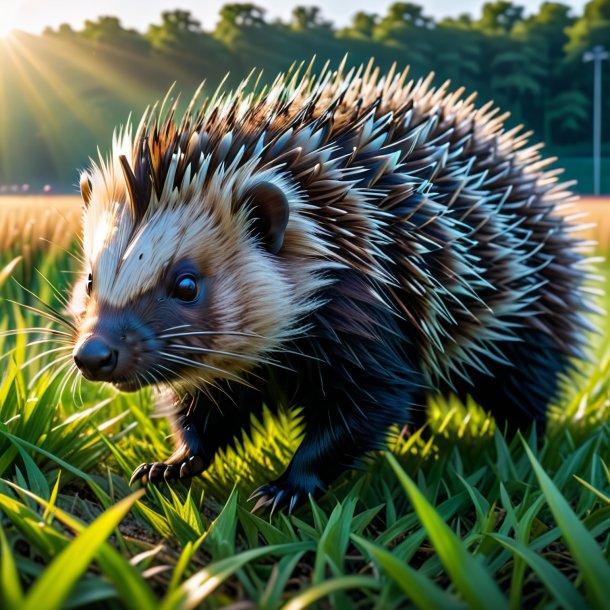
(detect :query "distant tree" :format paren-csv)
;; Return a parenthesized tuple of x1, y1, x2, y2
(548, 89, 590, 139)
(378, 2, 434, 31)
(477, 1, 525, 33)
(432, 28, 481, 85)
(345, 11, 378, 39)
(512, 3, 576, 141)
(147, 10, 202, 51)
(373, 2, 434, 68)
(514, 2, 574, 53)
(81, 16, 150, 53)
(565, 0, 610, 57)
(215, 3, 268, 47)
(439, 13, 475, 28)
(43, 23, 77, 38)
(218, 4, 266, 29)
(290, 6, 332, 31)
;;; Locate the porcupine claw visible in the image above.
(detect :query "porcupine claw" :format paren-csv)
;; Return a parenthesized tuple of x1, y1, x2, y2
(129, 455, 206, 486)
(249, 477, 314, 514)
(129, 463, 151, 486)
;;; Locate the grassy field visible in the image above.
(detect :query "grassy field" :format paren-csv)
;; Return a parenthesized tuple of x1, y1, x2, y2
(0, 195, 609, 609)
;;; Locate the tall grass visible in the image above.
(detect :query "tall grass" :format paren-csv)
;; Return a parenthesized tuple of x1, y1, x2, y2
(0, 199, 608, 609)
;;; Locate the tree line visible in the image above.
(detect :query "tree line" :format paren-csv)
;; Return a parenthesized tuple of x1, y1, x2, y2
(1, 1, 608, 190)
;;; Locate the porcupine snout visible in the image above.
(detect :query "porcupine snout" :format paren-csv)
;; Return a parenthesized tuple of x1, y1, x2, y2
(73, 309, 158, 391)
(73, 335, 118, 381)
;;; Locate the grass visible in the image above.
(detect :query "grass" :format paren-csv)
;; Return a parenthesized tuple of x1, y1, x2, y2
(0, 197, 609, 609)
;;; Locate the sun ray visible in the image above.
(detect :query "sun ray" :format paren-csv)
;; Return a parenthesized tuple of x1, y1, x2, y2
(0, 35, 67, 177)
(6, 34, 103, 141)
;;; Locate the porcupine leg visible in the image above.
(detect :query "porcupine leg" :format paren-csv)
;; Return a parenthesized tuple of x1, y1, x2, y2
(250, 345, 419, 513)
(249, 392, 413, 513)
(456, 329, 570, 437)
(130, 384, 263, 485)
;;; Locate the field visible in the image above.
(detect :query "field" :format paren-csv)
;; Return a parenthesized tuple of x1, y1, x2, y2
(0, 195, 609, 609)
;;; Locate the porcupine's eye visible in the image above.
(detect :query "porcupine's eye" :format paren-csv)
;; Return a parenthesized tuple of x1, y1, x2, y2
(172, 273, 198, 303)
(85, 273, 93, 296)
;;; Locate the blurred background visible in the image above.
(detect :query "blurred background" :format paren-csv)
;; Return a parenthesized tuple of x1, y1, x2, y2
(0, 0, 608, 195)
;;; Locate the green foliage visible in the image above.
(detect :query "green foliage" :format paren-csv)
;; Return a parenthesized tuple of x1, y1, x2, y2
(0, 221, 609, 607)
(1, 1, 609, 192)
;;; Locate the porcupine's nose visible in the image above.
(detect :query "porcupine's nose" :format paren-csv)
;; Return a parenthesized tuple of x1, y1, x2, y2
(73, 336, 118, 381)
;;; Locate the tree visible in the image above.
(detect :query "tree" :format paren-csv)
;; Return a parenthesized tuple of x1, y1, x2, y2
(147, 10, 203, 51)
(477, 1, 525, 33)
(565, 0, 610, 57)
(291, 6, 331, 31)
(81, 16, 150, 53)
(378, 2, 434, 31)
(439, 13, 475, 28)
(214, 3, 268, 47)
(218, 4, 266, 28)
(347, 12, 378, 39)
(548, 89, 590, 139)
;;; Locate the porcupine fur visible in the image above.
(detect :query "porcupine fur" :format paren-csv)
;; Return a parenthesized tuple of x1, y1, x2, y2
(72, 61, 595, 511)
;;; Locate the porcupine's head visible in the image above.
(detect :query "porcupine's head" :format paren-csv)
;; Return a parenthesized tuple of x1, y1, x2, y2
(70, 91, 326, 393)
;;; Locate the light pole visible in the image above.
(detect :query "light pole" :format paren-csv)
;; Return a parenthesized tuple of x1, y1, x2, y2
(583, 45, 608, 195)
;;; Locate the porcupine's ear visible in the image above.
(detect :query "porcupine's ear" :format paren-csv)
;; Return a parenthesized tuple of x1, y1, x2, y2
(80, 172, 92, 207)
(243, 182, 289, 255)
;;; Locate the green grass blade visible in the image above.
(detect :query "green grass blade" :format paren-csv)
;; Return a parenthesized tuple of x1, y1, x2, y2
(280, 575, 379, 610)
(523, 441, 610, 608)
(574, 475, 610, 505)
(489, 533, 588, 610)
(1, 479, 159, 609)
(353, 535, 465, 610)
(386, 452, 509, 610)
(161, 542, 312, 610)
(0, 525, 24, 610)
(22, 491, 144, 610)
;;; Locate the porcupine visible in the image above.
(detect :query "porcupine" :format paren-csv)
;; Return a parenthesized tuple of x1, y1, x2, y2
(71, 62, 593, 511)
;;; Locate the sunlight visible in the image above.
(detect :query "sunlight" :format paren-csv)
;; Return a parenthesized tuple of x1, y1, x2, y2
(0, 18, 18, 39)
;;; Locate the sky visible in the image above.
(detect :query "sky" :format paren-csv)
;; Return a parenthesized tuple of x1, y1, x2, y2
(0, 0, 591, 35)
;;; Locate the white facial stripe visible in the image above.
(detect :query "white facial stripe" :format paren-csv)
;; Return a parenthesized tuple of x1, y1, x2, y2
(91, 206, 226, 307)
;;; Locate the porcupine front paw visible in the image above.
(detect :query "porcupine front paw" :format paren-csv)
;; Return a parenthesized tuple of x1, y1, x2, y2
(129, 455, 206, 486)
(249, 471, 325, 514)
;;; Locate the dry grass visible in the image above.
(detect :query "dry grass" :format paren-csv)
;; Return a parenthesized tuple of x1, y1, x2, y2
(0, 195, 81, 251)
(575, 197, 610, 250)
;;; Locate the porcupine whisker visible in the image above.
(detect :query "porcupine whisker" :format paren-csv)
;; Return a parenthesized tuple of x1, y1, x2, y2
(21, 345, 73, 369)
(8, 281, 78, 331)
(134, 373, 146, 394)
(146, 362, 183, 398)
(160, 330, 318, 362)
(29, 354, 74, 390)
(70, 363, 88, 407)
(38, 237, 85, 265)
(158, 324, 193, 334)
(149, 365, 170, 387)
(159, 351, 243, 381)
(48, 360, 75, 401)
(58, 363, 78, 402)
(78, 373, 87, 406)
(155, 363, 178, 386)
(164, 343, 295, 372)
(24, 338, 73, 348)
(159, 352, 256, 389)
(70, 367, 82, 406)
(6, 300, 76, 333)
(157, 330, 266, 340)
(0, 327, 72, 338)
(60, 363, 78, 399)
(167, 348, 268, 387)
(34, 269, 80, 317)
